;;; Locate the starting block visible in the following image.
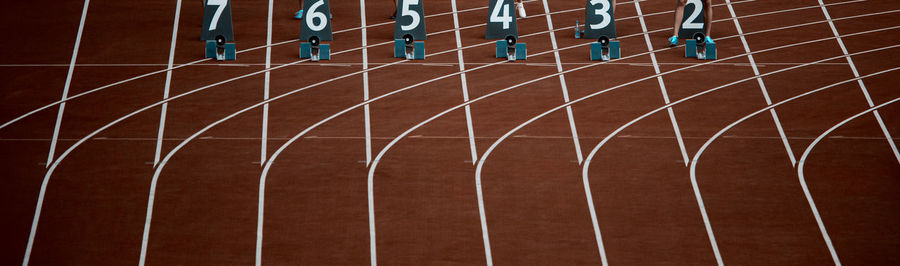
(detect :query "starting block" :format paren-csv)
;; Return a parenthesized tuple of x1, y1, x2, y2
(590, 36, 619, 61)
(300, 36, 330, 61)
(575, 20, 584, 39)
(686, 33, 716, 60)
(496, 36, 526, 61)
(394, 34, 425, 60)
(205, 36, 236, 61)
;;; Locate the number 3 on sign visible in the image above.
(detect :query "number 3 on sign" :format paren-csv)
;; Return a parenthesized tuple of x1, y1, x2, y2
(490, 0, 512, 29)
(682, 0, 703, 29)
(400, 0, 421, 31)
(589, 0, 611, 30)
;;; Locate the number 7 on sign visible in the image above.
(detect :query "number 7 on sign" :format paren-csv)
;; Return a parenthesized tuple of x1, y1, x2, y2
(207, 0, 227, 31)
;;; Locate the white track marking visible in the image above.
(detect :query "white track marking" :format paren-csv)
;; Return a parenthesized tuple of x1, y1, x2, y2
(154, 0, 182, 167)
(725, 0, 797, 166)
(541, 0, 585, 164)
(452, 0, 479, 165)
(817, 0, 900, 165)
(580, 43, 900, 266)
(797, 97, 900, 266)
(693, 66, 900, 266)
(260, 0, 274, 166)
(45, 0, 90, 168)
(25, 0, 89, 263)
(633, 0, 690, 166)
(362, 0, 373, 167)
(25, 3, 886, 264)
(254, 0, 274, 264)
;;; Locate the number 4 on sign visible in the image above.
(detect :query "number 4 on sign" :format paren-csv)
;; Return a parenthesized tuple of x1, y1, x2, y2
(485, 0, 518, 39)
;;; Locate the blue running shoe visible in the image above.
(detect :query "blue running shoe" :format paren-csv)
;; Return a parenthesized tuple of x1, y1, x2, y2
(668, 35, 678, 47)
(294, 10, 303, 19)
(705, 36, 715, 44)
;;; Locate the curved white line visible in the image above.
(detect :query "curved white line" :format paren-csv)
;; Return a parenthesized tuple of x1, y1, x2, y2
(797, 96, 900, 266)
(579, 43, 900, 266)
(690, 67, 900, 266)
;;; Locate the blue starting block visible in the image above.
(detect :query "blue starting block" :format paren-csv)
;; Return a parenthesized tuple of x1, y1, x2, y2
(685, 33, 716, 60)
(394, 34, 425, 60)
(496, 36, 526, 61)
(575, 20, 584, 39)
(300, 36, 330, 61)
(205, 38, 236, 61)
(590, 36, 619, 61)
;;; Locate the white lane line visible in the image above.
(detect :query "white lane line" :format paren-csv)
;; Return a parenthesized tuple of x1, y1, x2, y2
(362, 0, 373, 167)
(451, 0, 479, 165)
(142, 0, 182, 263)
(260, 0, 274, 166)
(817, 0, 900, 165)
(255, 0, 274, 264)
(580, 42, 900, 266)
(726, 0, 797, 166)
(693, 66, 900, 266)
(541, 0, 584, 164)
(154, 0, 182, 167)
(25, 0, 89, 263)
(45, 0, 90, 168)
(633, 0, 691, 167)
(359, 0, 375, 264)
(798, 97, 900, 266)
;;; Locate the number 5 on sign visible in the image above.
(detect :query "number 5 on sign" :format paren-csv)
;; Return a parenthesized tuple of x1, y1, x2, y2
(583, 0, 616, 39)
(677, 0, 705, 39)
(394, 0, 427, 40)
(300, 0, 333, 41)
(485, 0, 517, 39)
(201, 0, 234, 41)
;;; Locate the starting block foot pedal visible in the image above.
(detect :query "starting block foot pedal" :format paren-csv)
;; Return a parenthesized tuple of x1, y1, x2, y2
(205, 36, 236, 61)
(590, 36, 620, 61)
(300, 36, 330, 61)
(496, 36, 526, 61)
(575, 20, 583, 39)
(394, 34, 425, 60)
(686, 33, 716, 60)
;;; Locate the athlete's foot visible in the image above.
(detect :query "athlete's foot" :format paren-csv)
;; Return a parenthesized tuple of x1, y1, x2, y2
(294, 10, 303, 19)
(517, 2, 526, 18)
(705, 36, 715, 44)
(668, 35, 679, 47)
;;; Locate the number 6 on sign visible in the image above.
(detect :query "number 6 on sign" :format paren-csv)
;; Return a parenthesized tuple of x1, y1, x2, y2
(583, 0, 616, 39)
(300, 0, 333, 41)
(485, 0, 518, 39)
(394, 0, 427, 40)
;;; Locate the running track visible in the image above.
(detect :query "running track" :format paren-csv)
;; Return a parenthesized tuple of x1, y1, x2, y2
(0, 0, 898, 265)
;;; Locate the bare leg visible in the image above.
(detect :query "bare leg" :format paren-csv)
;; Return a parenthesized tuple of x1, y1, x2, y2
(704, 0, 713, 37)
(612, 0, 617, 12)
(672, 0, 687, 36)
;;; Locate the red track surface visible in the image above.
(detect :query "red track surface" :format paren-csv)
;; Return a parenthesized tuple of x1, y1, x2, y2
(1, 0, 899, 264)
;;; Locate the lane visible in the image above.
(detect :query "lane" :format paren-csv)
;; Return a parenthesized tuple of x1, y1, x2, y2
(0, 0, 86, 263)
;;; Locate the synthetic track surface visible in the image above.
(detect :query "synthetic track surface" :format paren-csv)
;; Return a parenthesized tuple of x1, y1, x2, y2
(1, 0, 898, 265)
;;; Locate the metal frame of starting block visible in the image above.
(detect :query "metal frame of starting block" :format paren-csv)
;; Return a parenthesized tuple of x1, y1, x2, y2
(685, 33, 716, 60)
(205, 38, 236, 61)
(590, 36, 620, 61)
(300, 36, 330, 61)
(495, 36, 526, 61)
(394, 36, 425, 60)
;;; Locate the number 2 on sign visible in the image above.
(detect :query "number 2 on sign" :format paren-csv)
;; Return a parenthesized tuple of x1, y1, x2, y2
(490, 0, 512, 29)
(589, 0, 611, 30)
(682, 0, 703, 29)
(306, 0, 328, 31)
(400, 0, 421, 31)
(207, 0, 227, 31)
